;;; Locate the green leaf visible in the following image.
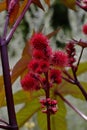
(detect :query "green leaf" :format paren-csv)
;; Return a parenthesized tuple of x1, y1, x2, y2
(76, 61, 87, 76)
(59, 81, 87, 100)
(0, 76, 4, 86)
(0, 76, 5, 107)
(0, 88, 5, 107)
(1, 89, 45, 107)
(37, 97, 67, 130)
(2, 90, 29, 107)
(13, 90, 29, 105)
(16, 98, 41, 127)
(51, 97, 67, 130)
(37, 110, 47, 130)
(66, 61, 87, 79)
(13, 89, 44, 105)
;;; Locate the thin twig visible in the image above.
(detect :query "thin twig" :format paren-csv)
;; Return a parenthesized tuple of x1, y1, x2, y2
(2, 14, 9, 40)
(56, 91, 87, 121)
(0, 119, 9, 125)
(76, 47, 84, 72)
(0, 124, 18, 129)
(62, 76, 75, 84)
(63, 70, 74, 80)
(70, 63, 87, 101)
(75, 80, 87, 101)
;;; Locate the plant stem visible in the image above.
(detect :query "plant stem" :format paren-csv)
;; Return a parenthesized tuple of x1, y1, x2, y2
(3, 14, 9, 39)
(75, 80, 87, 101)
(56, 91, 87, 121)
(76, 47, 84, 72)
(71, 65, 87, 100)
(6, 0, 32, 44)
(0, 40, 18, 130)
(62, 76, 75, 84)
(0, 124, 12, 130)
(0, 119, 9, 125)
(63, 70, 74, 80)
(45, 73, 51, 130)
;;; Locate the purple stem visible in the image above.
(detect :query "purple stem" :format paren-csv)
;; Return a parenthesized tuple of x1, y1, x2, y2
(3, 14, 9, 39)
(63, 69, 87, 101)
(0, 40, 18, 130)
(76, 47, 84, 72)
(63, 70, 74, 80)
(70, 62, 87, 100)
(0, 5, 18, 129)
(0, 124, 18, 130)
(62, 76, 75, 84)
(56, 91, 87, 121)
(45, 72, 51, 130)
(0, 124, 12, 129)
(6, 0, 32, 44)
(75, 80, 87, 101)
(0, 119, 9, 125)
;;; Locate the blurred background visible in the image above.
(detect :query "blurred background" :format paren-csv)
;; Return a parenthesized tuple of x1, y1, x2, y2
(0, 0, 87, 130)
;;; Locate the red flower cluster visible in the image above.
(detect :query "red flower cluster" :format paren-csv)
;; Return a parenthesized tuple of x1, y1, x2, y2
(30, 33, 49, 50)
(40, 98, 58, 114)
(21, 33, 69, 91)
(50, 69, 62, 84)
(82, 23, 87, 35)
(29, 59, 49, 74)
(66, 42, 76, 67)
(21, 73, 40, 91)
(52, 51, 68, 67)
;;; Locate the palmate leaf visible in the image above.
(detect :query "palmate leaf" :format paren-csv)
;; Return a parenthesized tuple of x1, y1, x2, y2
(0, 88, 5, 107)
(66, 61, 87, 80)
(0, 0, 6, 12)
(46, 28, 61, 39)
(0, 76, 4, 86)
(11, 55, 30, 83)
(60, 0, 76, 10)
(76, 61, 87, 76)
(58, 81, 87, 100)
(16, 98, 41, 127)
(11, 40, 32, 83)
(1, 90, 28, 107)
(13, 89, 44, 106)
(0, 0, 20, 25)
(17, 0, 44, 19)
(37, 97, 67, 130)
(0, 76, 5, 107)
(1, 88, 44, 107)
(9, 1, 20, 26)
